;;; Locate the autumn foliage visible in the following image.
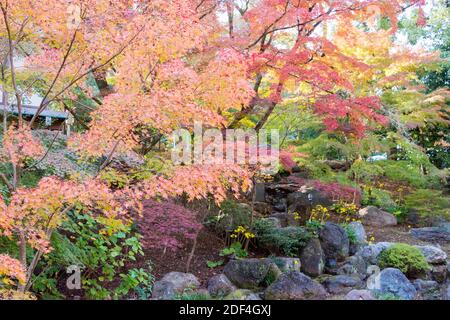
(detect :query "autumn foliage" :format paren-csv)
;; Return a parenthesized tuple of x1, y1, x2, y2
(0, 0, 434, 297)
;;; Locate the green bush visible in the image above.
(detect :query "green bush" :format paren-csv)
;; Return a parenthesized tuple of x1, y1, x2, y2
(297, 158, 334, 179)
(348, 160, 384, 184)
(404, 189, 450, 220)
(377, 160, 441, 188)
(34, 211, 153, 300)
(378, 244, 431, 278)
(205, 200, 252, 234)
(297, 134, 352, 160)
(254, 219, 311, 257)
(362, 187, 397, 210)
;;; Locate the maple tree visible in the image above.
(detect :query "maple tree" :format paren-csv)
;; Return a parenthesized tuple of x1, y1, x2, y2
(0, 0, 434, 298)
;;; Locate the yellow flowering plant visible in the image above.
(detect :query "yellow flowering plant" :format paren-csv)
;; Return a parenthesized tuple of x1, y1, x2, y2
(229, 225, 255, 251)
(309, 205, 330, 224)
(331, 202, 359, 223)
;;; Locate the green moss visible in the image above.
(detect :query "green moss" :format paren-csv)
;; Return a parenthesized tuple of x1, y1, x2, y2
(378, 244, 431, 277)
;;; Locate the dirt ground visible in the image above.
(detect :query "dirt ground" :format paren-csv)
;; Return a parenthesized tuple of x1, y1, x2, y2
(365, 225, 450, 257)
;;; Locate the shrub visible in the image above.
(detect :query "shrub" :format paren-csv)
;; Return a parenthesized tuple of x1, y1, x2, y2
(342, 224, 358, 245)
(378, 244, 431, 278)
(219, 242, 248, 259)
(297, 158, 333, 179)
(99, 168, 130, 189)
(348, 160, 384, 184)
(404, 189, 450, 220)
(361, 187, 397, 210)
(205, 200, 252, 234)
(254, 219, 311, 257)
(138, 200, 202, 250)
(377, 160, 441, 188)
(34, 211, 154, 300)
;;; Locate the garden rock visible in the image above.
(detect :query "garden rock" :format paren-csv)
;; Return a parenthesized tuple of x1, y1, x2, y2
(272, 199, 287, 212)
(430, 264, 448, 283)
(358, 206, 397, 227)
(348, 221, 367, 255)
(355, 242, 393, 265)
(253, 202, 271, 215)
(336, 255, 367, 279)
(321, 275, 364, 295)
(223, 258, 282, 289)
(319, 222, 349, 265)
(224, 289, 262, 300)
(412, 280, 441, 300)
(110, 151, 145, 170)
(415, 245, 447, 264)
(367, 268, 417, 300)
(152, 272, 200, 300)
(264, 271, 327, 300)
(345, 289, 376, 300)
(299, 238, 325, 277)
(207, 274, 237, 298)
(410, 226, 450, 242)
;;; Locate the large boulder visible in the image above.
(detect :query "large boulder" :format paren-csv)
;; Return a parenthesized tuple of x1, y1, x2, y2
(348, 222, 367, 255)
(358, 206, 397, 227)
(345, 289, 376, 300)
(264, 271, 327, 300)
(410, 226, 450, 242)
(152, 272, 200, 300)
(321, 275, 364, 295)
(367, 268, 417, 300)
(223, 258, 282, 290)
(415, 245, 447, 265)
(319, 222, 350, 265)
(299, 238, 325, 277)
(412, 280, 441, 300)
(207, 274, 237, 298)
(355, 242, 393, 265)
